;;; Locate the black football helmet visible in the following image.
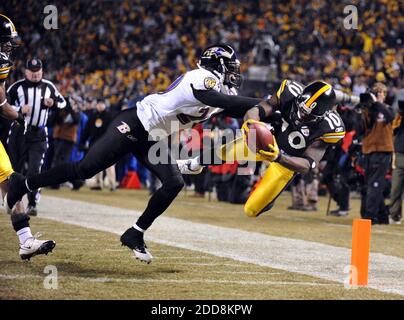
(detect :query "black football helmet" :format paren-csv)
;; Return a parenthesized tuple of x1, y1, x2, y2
(0, 14, 19, 57)
(291, 80, 336, 125)
(198, 44, 243, 89)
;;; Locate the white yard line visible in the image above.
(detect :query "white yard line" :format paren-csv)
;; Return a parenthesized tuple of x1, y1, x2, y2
(37, 196, 404, 296)
(192, 270, 283, 275)
(0, 274, 336, 287)
(150, 262, 249, 267)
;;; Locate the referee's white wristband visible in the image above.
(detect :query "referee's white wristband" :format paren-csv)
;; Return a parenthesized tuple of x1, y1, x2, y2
(0, 99, 7, 107)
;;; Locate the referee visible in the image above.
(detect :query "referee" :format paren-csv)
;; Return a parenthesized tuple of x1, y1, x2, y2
(7, 58, 66, 216)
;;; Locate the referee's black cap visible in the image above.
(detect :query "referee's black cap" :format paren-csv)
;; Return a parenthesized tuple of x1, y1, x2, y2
(26, 58, 43, 71)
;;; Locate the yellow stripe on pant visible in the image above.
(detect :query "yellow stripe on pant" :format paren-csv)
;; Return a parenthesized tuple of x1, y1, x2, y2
(0, 141, 14, 183)
(216, 135, 296, 217)
(244, 162, 295, 217)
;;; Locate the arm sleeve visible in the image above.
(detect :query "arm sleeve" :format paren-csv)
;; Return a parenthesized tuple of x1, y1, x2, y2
(191, 85, 261, 117)
(48, 82, 67, 109)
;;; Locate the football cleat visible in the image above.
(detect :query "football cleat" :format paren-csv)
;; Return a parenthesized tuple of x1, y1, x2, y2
(389, 217, 401, 225)
(329, 209, 349, 217)
(120, 227, 153, 264)
(19, 233, 56, 260)
(176, 159, 203, 175)
(4, 172, 29, 215)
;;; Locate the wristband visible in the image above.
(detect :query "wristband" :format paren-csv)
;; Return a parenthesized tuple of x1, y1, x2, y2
(302, 156, 316, 172)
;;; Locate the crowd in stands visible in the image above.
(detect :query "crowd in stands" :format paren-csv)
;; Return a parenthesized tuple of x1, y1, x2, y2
(1, 0, 403, 222)
(3, 0, 403, 105)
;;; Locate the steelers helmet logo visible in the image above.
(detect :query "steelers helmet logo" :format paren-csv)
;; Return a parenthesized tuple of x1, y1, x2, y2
(204, 77, 217, 90)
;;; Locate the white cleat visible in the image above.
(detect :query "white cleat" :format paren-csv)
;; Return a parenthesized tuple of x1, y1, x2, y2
(19, 233, 56, 260)
(389, 217, 402, 225)
(133, 247, 153, 264)
(176, 159, 203, 175)
(120, 227, 153, 264)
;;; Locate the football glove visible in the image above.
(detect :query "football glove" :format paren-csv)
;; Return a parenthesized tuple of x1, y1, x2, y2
(258, 136, 281, 162)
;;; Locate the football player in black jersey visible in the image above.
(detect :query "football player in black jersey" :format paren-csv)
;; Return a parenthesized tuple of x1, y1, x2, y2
(241, 79, 345, 216)
(179, 80, 345, 217)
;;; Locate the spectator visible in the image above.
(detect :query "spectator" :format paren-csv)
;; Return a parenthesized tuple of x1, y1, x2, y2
(288, 172, 319, 211)
(388, 101, 404, 224)
(80, 99, 116, 191)
(50, 96, 81, 189)
(358, 82, 394, 224)
(1, 0, 401, 104)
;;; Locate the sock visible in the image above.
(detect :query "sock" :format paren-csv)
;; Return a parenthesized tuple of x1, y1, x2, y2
(133, 224, 145, 233)
(16, 227, 33, 244)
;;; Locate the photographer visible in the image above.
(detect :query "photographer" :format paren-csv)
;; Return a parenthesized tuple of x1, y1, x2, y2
(357, 83, 394, 224)
(388, 101, 404, 224)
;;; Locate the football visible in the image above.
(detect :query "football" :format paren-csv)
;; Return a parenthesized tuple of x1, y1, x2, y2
(245, 121, 274, 153)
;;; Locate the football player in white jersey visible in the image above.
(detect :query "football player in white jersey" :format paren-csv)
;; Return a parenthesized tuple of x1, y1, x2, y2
(5, 44, 268, 263)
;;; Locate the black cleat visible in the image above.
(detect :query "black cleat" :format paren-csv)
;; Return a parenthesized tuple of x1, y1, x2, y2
(5, 172, 29, 214)
(120, 227, 153, 264)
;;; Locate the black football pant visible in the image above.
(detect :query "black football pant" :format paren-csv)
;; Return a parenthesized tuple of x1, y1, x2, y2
(26, 108, 184, 230)
(360, 152, 392, 224)
(8, 125, 48, 207)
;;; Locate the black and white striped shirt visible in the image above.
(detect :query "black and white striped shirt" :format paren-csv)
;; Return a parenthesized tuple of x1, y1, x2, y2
(7, 78, 66, 127)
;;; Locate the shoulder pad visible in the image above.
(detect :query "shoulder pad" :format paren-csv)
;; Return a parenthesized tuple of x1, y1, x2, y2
(189, 68, 221, 92)
(276, 80, 304, 99)
(0, 52, 12, 81)
(319, 111, 346, 144)
(276, 79, 304, 113)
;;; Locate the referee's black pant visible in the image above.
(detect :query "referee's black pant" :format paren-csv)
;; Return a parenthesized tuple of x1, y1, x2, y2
(8, 125, 48, 207)
(26, 108, 184, 230)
